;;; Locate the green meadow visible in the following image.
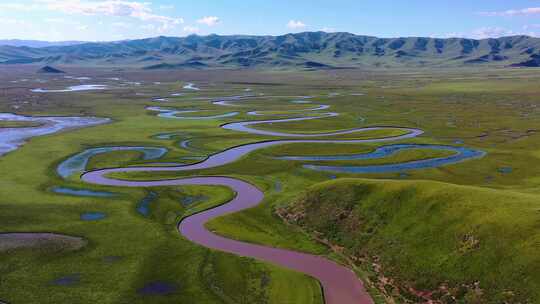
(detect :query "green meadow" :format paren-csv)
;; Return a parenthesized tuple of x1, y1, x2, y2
(1, 68, 540, 303)
(0, 121, 44, 128)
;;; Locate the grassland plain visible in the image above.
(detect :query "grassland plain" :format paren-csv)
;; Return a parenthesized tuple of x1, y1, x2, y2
(0, 121, 44, 128)
(0, 67, 539, 303)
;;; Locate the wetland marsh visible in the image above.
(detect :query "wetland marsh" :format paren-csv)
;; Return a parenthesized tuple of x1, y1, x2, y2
(1, 67, 540, 304)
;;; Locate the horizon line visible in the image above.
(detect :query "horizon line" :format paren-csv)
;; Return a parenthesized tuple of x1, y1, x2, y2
(1, 31, 537, 45)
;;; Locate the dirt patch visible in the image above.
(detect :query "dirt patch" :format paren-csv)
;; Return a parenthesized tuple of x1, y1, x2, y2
(0, 233, 86, 253)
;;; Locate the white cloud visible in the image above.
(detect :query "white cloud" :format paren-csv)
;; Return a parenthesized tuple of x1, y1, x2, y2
(112, 22, 130, 29)
(140, 24, 155, 30)
(523, 24, 540, 30)
(470, 27, 517, 39)
(197, 16, 220, 26)
(44, 18, 82, 26)
(159, 4, 174, 10)
(321, 27, 335, 32)
(0, 18, 28, 25)
(35, 0, 183, 26)
(77, 24, 89, 31)
(44, 18, 66, 23)
(479, 7, 540, 17)
(443, 27, 538, 39)
(287, 20, 306, 29)
(0, 3, 40, 11)
(183, 26, 200, 34)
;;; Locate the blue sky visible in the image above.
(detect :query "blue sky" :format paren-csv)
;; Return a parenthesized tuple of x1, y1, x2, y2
(0, 0, 539, 41)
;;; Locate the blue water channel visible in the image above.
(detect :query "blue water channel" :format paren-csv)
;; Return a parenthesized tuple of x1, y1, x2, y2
(52, 186, 116, 198)
(277, 144, 486, 174)
(57, 146, 168, 179)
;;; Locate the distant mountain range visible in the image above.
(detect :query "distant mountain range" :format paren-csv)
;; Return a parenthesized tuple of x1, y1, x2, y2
(1, 32, 539, 69)
(0, 39, 85, 48)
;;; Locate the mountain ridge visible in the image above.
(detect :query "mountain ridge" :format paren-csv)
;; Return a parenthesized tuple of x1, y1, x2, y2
(1, 32, 539, 69)
(0, 39, 85, 48)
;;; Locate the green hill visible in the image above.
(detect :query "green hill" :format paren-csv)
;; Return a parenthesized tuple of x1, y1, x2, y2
(283, 178, 540, 303)
(1, 32, 540, 69)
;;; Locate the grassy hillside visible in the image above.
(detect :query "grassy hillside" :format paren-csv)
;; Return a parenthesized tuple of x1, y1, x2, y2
(283, 178, 540, 303)
(1, 32, 540, 68)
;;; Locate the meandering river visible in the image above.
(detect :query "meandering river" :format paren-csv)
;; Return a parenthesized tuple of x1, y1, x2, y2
(79, 94, 484, 304)
(80, 121, 423, 304)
